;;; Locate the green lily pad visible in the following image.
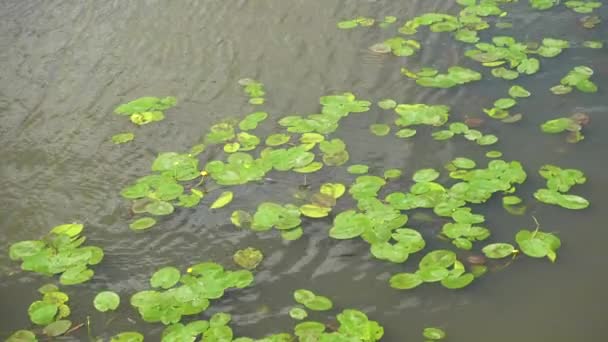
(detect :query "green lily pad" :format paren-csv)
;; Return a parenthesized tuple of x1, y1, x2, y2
(150, 266, 181, 289)
(413, 169, 440, 182)
(370, 124, 391, 136)
(423, 327, 446, 340)
(508, 85, 531, 98)
(233, 247, 264, 269)
(347, 164, 369, 175)
(112, 132, 135, 144)
(378, 99, 397, 109)
(111, 332, 144, 342)
(389, 273, 423, 290)
(482, 243, 516, 259)
(289, 307, 308, 320)
(210, 191, 234, 209)
(43, 320, 71, 337)
(129, 217, 157, 231)
(94, 291, 120, 312)
(395, 128, 417, 138)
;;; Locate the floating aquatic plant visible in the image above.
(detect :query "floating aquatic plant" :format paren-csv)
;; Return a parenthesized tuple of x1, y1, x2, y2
(382, 37, 421, 57)
(565, 0, 602, 13)
(401, 66, 482, 88)
(529, 0, 559, 10)
(337, 16, 375, 29)
(9, 223, 103, 285)
(233, 247, 264, 269)
(534, 165, 589, 209)
(93, 291, 120, 312)
(114, 96, 177, 125)
(466, 36, 568, 80)
(7, 284, 74, 339)
(294, 289, 333, 311)
(540, 116, 585, 143)
(423, 327, 447, 340)
(238, 78, 266, 105)
(111, 132, 134, 144)
(550, 66, 597, 95)
(130, 262, 253, 324)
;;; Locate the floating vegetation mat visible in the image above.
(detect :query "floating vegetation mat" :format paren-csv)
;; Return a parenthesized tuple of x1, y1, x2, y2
(5, 0, 600, 340)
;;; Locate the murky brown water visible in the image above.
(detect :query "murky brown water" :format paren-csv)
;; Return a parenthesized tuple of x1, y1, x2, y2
(1, 0, 607, 340)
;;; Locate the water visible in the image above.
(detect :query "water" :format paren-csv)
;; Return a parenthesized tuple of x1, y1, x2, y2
(1, 0, 607, 340)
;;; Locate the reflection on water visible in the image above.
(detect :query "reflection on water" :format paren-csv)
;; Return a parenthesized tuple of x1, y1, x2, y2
(0, 0, 607, 340)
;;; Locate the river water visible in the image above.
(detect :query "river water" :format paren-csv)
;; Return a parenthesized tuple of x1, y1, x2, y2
(1, 0, 607, 341)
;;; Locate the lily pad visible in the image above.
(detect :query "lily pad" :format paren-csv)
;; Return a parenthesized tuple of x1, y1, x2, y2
(94, 291, 120, 312)
(233, 247, 264, 269)
(210, 191, 234, 209)
(112, 132, 135, 144)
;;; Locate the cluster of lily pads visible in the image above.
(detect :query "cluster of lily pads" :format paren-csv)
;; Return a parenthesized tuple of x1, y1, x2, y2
(466, 37, 569, 80)
(239, 78, 266, 105)
(9, 223, 104, 285)
(110, 96, 177, 144)
(534, 165, 589, 210)
(6, 0, 602, 339)
(400, 66, 482, 88)
(550, 66, 597, 95)
(482, 85, 531, 122)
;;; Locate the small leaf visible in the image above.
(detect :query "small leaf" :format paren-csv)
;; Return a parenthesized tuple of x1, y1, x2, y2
(482, 243, 516, 259)
(423, 327, 446, 340)
(111, 132, 135, 144)
(129, 217, 157, 230)
(210, 191, 234, 209)
(289, 307, 308, 320)
(93, 291, 120, 312)
(150, 266, 181, 289)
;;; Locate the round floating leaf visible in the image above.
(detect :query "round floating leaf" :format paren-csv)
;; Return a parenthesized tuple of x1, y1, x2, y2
(150, 266, 181, 289)
(210, 191, 234, 209)
(299, 204, 331, 218)
(508, 85, 531, 98)
(550, 85, 572, 95)
(384, 169, 402, 179)
(418, 266, 449, 282)
(378, 99, 397, 109)
(60, 266, 94, 285)
(370, 124, 391, 136)
(289, 307, 308, 320)
(389, 273, 423, 290)
(337, 20, 358, 29)
(38, 284, 59, 294)
(486, 150, 502, 158)
(94, 291, 120, 312)
(111, 332, 144, 342)
(293, 162, 323, 173)
(494, 98, 517, 109)
(432, 130, 454, 140)
(395, 128, 417, 138)
(51, 223, 84, 237)
(266, 134, 291, 146)
(423, 327, 446, 340)
(233, 247, 264, 270)
(111, 132, 135, 144)
(145, 200, 174, 216)
(451, 157, 476, 169)
(6, 330, 37, 342)
(281, 227, 303, 241)
(28, 301, 58, 325)
(129, 217, 156, 231)
(320, 183, 346, 199)
(482, 243, 516, 259)
(413, 168, 440, 182)
(419, 250, 456, 269)
(329, 210, 371, 239)
(441, 273, 474, 289)
(347, 164, 369, 175)
(477, 134, 498, 145)
(305, 296, 333, 311)
(231, 210, 252, 228)
(294, 289, 316, 304)
(223, 142, 240, 153)
(9, 240, 46, 260)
